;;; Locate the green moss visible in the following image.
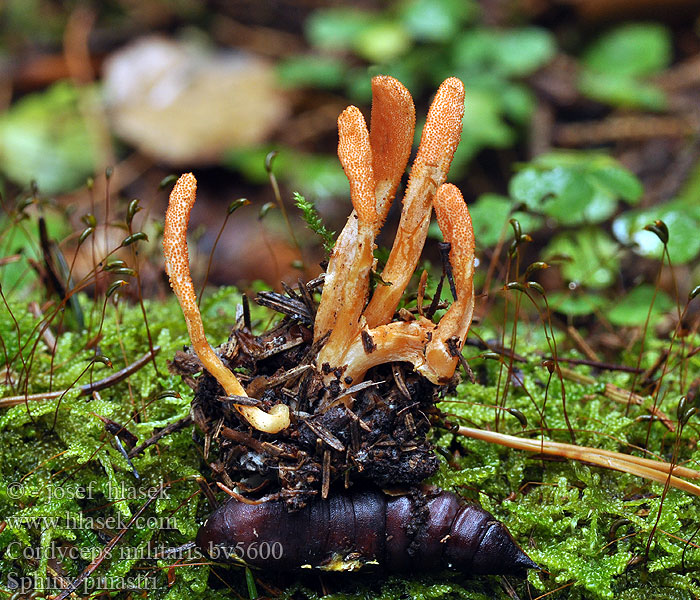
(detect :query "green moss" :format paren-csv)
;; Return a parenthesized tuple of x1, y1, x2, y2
(1, 281, 699, 599)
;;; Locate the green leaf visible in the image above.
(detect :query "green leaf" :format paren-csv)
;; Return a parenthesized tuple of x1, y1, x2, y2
(245, 567, 258, 599)
(398, 0, 477, 42)
(493, 27, 556, 77)
(355, 21, 412, 63)
(443, 26, 552, 171)
(450, 87, 516, 169)
(578, 24, 670, 110)
(578, 70, 666, 111)
(500, 83, 536, 124)
(544, 228, 621, 289)
(277, 55, 346, 89)
(305, 8, 373, 51)
(582, 23, 672, 77)
(547, 291, 609, 317)
(612, 199, 700, 264)
(452, 29, 497, 74)
(453, 27, 555, 78)
(588, 165, 644, 203)
(675, 158, 700, 205)
(545, 170, 596, 224)
(509, 152, 643, 225)
(288, 153, 349, 201)
(511, 166, 614, 226)
(0, 81, 98, 193)
(606, 284, 674, 327)
(461, 194, 543, 247)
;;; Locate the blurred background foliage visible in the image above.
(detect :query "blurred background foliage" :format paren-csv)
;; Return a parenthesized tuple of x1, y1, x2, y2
(1, 0, 699, 326)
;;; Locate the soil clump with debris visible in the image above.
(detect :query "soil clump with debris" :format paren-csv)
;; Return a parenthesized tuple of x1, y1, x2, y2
(171, 283, 450, 510)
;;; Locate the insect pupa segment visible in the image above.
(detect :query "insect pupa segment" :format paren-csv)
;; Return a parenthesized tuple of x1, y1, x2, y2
(196, 487, 537, 575)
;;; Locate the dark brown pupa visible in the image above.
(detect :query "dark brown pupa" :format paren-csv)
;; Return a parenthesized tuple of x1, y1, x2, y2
(196, 487, 537, 575)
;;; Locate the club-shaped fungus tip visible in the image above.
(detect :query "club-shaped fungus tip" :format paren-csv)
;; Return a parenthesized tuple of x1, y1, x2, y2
(163, 173, 290, 434)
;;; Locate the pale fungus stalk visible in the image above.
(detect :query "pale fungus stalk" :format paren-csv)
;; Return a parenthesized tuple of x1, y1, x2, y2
(316, 107, 377, 370)
(340, 318, 437, 385)
(363, 77, 465, 328)
(339, 184, 474, 386)
(163, 173, 290, 434)
(424, 183, 475, 380)
(314, 76, 415, 346)
(314, 76, 473, 388)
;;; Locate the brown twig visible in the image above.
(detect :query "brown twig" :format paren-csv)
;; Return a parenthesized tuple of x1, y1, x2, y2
(127, 414, 193, 458)
(0, 346, 160, 409)
(457, 427, 700, 496)
(566, 325, 600, 362)
(555, 114, 698, 146)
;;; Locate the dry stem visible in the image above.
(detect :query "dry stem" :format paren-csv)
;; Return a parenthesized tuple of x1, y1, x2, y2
(458, 426, 700, 496)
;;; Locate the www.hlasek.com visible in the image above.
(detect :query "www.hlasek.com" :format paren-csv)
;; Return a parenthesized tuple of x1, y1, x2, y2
(7, 573, 159, 595)
(4, 512, 178, 531)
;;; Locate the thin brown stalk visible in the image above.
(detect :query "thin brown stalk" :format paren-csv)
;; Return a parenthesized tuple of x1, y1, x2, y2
(0, 347, 160, 408)
(457, 426, 700, 496)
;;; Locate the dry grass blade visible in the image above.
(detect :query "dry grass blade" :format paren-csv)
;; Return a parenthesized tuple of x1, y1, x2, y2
(457, 426, 700, 496)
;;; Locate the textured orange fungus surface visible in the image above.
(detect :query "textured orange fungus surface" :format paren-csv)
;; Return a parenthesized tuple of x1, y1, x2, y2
(163, 76, 475, 433)
(163, 174, 290, 434)
(315, 76, 474, 386)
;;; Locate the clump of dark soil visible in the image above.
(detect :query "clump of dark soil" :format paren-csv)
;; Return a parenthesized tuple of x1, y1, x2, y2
(169, 281, 449, 510)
